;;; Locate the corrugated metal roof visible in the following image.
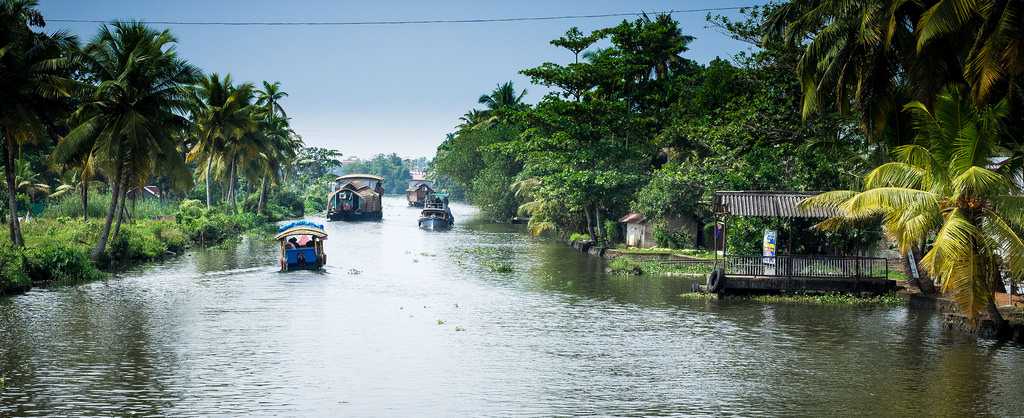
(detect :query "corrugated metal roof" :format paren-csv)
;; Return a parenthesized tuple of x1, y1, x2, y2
(618, 212, 647, 223)
(713, 191, 836, 218)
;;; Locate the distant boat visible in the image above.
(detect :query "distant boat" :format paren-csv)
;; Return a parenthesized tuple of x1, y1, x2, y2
(326, 174, 384, 221)
(276, 221, 327, 271)
(406, 179, 434, 207)
(418, 193, 454, 231)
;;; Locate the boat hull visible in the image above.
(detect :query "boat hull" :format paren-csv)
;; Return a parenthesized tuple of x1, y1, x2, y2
(418, 217, 451, 231)
(327, 210, 382, 222)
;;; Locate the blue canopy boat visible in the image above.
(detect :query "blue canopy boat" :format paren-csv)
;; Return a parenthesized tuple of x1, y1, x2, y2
(275, 221, 327, 271)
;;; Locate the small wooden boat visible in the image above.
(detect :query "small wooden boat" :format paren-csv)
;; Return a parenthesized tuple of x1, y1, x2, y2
(418, 193, 454, 230)
(276, 221, 327, 271)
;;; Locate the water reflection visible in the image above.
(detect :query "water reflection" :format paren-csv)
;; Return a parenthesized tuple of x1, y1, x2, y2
(0, 197, 1021, 416)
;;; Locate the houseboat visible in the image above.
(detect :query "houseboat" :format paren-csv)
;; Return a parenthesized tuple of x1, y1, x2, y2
(418, 192, 454, 230)
(276, 221, 327, 271)
(326, 174, 384, 221)
(406, 179, 434, 207)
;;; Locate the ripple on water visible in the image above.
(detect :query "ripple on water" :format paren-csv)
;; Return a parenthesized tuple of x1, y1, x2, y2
(1, 198, 1023, 416)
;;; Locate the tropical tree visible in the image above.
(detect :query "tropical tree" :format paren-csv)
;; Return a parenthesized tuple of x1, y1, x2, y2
(6, 158, 49, 219)
(802, 86, 1020, 325)
(50, 153, 98, 219)
(914, 0, 1024, 104)
(256, 80, 288, 119)
(0, 0, 78, 246)
(254, 114, 302, 214)
(55, 21, 199, 259)
(765, 0, 936, 143)
(478, 81, 527, 113)
(188, 73, 255, 208)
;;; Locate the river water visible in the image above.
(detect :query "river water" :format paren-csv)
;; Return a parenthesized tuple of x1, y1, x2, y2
(1, 197, 1022, 416)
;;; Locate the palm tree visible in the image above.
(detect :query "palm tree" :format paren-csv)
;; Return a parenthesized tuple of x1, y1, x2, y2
(914, 0, 1024, 107)
(478, 81, 527, 113)
(801, 85, 1021, 324)
(51, 152, 98, 219)
(256, 81, 288, 119)
(11, 158, 48, 219)
(188, 73, 255, 208)
(255, 115, 302, 214)
(0, 0, 78, 246)
(511, 176, 555, 236)
(765, 0, 946, 142)
(55, 21, 199, 259)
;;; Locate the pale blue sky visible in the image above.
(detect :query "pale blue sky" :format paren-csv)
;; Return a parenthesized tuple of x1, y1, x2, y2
(40, 1, 765, 159)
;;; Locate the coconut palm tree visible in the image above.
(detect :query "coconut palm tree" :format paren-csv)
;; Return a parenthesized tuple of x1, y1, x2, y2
(11, 158, 48, 219)
(0, 0, 78, 246)
(188, 73, 256, 209)
(55, 21, 199, 259)
(478, 81, 527, 113)
(801, 85, 1021, 325)
(256, 81, 288, 119)
(915, 0, 1024, 104)
(255, 115, 302, 214)
(765, 0, 950, 142)
(50, 151, 98, 219)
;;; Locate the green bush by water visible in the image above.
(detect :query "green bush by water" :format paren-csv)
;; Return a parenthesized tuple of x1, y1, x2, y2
(1, 200, 273, 294)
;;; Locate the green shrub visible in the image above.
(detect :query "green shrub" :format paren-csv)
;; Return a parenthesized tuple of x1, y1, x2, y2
(602, 219, 620, 243)
(0, 244, 30, 294)
(653, 225, 693, 249)
(107, 223, 169, 261)
(568, 232, 591, 243)
(22, 242, 103, 284)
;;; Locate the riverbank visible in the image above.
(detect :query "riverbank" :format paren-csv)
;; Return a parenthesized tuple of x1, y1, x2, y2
(0, 199, 275, 296)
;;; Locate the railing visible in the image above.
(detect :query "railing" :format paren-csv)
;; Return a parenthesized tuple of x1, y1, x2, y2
(722, 255, 888, 279)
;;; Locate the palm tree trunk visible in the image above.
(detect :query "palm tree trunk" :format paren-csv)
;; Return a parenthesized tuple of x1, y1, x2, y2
(92, 158, 123, 260)
(205, 158, 213, 208)
(111, 173, 128, 241)
(257, 174, 268, 215)
(228, 158, 238, 213)
(81, 181, 89, 220)
(3, 130, 23, 247)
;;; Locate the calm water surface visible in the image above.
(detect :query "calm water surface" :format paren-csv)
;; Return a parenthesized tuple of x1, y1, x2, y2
(1, 197, 1022, 416)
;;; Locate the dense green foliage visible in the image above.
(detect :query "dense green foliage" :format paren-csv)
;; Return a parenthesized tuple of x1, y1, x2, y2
(433, 10, 874, 251)
(0, 2, 339, 294)
(338, 153, 412, 194)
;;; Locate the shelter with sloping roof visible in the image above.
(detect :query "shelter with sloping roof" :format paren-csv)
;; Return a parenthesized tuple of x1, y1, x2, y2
(618, 212, 651, 248)
(711, 191, 837, 257)
(713, 191, 837, 218)
(701, 191, 893, 295)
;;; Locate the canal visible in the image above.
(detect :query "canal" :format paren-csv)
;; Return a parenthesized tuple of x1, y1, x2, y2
(1, 197, 1022, 416)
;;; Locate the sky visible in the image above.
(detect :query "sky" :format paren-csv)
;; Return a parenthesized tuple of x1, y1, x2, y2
(39, 0, 766, 160)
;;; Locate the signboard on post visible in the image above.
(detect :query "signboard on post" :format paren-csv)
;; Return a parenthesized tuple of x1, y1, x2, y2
(763, 229, 777, 275)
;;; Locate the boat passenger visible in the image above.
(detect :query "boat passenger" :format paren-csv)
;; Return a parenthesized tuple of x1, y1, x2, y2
(286, 237, 299, 249)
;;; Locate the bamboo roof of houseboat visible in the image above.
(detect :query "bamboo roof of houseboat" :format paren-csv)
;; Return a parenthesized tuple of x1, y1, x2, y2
(335, 174, 383, 182)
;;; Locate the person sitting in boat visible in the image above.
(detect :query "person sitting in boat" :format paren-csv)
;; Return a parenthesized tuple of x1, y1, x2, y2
(286, 237, 299, 249)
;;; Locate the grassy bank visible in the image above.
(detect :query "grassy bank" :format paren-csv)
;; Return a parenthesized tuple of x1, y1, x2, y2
(0, 199, 274, 295)
(607, 257, 713, 276)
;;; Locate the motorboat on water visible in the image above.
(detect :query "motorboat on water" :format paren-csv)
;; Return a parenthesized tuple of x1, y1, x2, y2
(276, 221, 327, 271)
(418, 193, 454, 231)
